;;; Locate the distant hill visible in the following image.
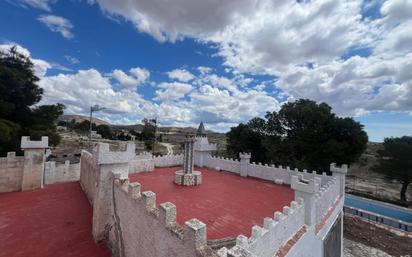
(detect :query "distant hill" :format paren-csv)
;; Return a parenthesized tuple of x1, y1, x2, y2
(59, 114, 219, 134)
(59, 115, 111, 126)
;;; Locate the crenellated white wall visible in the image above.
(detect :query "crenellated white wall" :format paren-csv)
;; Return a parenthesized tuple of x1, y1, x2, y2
(44, 160, 80, 184)
(128, 154, 184, 173)
(219, 199, 306, 257)
(200, 153, 334, 187)
(154, 154, 183, 167)
(204, 156, 241, 173)
(314, 177, 340, 226)
(79, 150, 97, 204)
(0, 152, 24, 192)
(110, 176, 217, 257)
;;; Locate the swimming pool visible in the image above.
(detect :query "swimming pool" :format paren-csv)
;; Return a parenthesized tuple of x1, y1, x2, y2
(344, 194, 412, 223)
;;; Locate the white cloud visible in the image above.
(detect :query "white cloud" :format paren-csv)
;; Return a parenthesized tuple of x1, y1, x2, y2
(155, 82, 193, 102)
(35, 64, 280, 131)
(39, 69, 151, 117)
(0, 43, 51, 77)
(91, 0, 257, 42)
(37, 15, 74, 39)
(111, 67, 150, 89)
(87, 0, 412, 118)
(167, 69, 195, 82)
(15, 0, 54, 11)
(130, 67, 150, 84)
(64, 55, 80, 64)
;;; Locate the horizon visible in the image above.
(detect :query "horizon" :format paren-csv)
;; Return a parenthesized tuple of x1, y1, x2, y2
(1, 0, 412, 142)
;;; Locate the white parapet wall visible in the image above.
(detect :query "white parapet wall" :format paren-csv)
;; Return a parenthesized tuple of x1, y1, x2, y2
(44, 160, 80, 184)
(0, 152, 24, 192)
(218, 199, 306, 257)
(201, 153, 334, 187)
(204, 156, 241, 173)
(129, 153, 184, 173)
(110, 175, 217, 257)
(0, 136, 50, 193)
(79, 150, 98, 204)
(154, 154, 183, 167)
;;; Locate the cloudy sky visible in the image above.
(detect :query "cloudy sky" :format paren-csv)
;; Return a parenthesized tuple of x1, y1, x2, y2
(1, 0, 412, 141)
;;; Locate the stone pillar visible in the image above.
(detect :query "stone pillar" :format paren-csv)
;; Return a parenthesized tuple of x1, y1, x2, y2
(92, 142, 135, 242)
(175, 137, 202, 186)
(239, 152, 251, 177)
(291, 174, 319, 225)
(330, 163, 348, 196)
(183, 139, 194, 174)
(20, 136, 48, 191)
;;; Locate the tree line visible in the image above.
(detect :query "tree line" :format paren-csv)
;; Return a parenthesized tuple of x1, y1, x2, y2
(226, 99, 412, 204)
(0, 46, 63, 155)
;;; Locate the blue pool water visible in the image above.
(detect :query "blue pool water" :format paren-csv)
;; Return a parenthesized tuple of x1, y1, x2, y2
(345, 195, 412, 223)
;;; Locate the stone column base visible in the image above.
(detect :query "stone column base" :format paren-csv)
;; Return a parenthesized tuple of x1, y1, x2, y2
(174, 171, 202, 186)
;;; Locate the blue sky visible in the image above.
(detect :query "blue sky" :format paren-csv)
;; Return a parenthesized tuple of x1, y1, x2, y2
(1, 0, 412, 142)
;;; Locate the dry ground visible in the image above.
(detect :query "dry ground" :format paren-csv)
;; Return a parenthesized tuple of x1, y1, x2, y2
(343, 214, 412, 257)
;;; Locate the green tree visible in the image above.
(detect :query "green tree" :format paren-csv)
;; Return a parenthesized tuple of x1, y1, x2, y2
(226, 123, 267, 162)
(0, 46, 64, 154)
(373, 136, 412, 202)
(141, 118, 156, 150)
(96, 124, 112, 139)
(226, 99, 368, 172)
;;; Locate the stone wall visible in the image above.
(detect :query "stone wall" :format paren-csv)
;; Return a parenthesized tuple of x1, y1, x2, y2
(204, 156, 240, 173)
(0, 152, 24, 192)
(0, 137, 48, 193)
(110, 177, 217, 257)
(79, 150, 98, 204)
(154, 154, 183, 167)
(201, 154, 333, 186)
(44, 161, 80, 184)
(129, 159, 154, 174)
(218, 199, 306, 257)
(128, 154, 183, 174)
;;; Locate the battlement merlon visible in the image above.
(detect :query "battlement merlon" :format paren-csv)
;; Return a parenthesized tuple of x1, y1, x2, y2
(291, 174, 319, 194)
(330, 163, 348, 174)
(239, 152, 251, 160)
(185, 218, 207, 249)
(94, 142, 135, 164)
(291, 174, 319, 225)
(330, 163, 348, 195)
(21, 136, 49, 149)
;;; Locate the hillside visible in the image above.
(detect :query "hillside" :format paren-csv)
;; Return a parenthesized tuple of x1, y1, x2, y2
(60, 114, 219, 134)
(59, 115, 110, 126)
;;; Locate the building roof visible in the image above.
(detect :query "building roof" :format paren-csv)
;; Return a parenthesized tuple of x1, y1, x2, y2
(129, 166, 294, 240)
(197, 122, 206, 136)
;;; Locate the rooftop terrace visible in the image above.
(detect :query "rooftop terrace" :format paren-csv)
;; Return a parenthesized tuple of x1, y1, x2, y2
(129, 166, 295, 240)
(0, 182, 111, 257)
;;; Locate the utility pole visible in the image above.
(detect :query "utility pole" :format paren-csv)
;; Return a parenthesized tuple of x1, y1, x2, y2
(151, 118, 157, 154)
(89, 104, 106, 151)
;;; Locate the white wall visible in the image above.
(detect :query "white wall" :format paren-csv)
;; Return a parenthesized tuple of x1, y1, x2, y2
(0, 152, 24, 192)
(79, 150, 97, 204)
(110, 178, 214, 257)
(44, 161, 80, 184)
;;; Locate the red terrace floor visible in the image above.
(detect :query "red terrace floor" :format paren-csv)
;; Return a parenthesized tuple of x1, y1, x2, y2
(0, 182, 111, 257)
(129, 167, 295, 240)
